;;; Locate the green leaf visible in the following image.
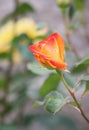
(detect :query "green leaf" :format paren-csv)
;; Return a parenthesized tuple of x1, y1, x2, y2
(69, 101, 80, 112)
(11, 34, 33, 60)
(63, 73, 76, 88)
(34, 101, 44, 107)
(44, 91, 67, 113)
(16, 2, 35, 14)
(81, 75, 89, 81)
(0, 78, 6, 88)
(83, 81, 89, 96)
(27, 62, 55, 75)
(71, 56, 89, 73)
(68, 3, 76, 20)
(57, 0, 70, 9)
(78, 75, 89, 96)
(0, 53, 9, 59)
(39, 74, 60, 97)
(6, 34, 31, 59)
(70, 101, 78, 107)
(85, 80, 89, 89)
(73, 75, 89, 96)
(11, 33, 32, 47)
(17, 43, 34, 61)
(11, 34, 33, 61)
(76, 57, 89, 66)
(74, 0, 84, 10)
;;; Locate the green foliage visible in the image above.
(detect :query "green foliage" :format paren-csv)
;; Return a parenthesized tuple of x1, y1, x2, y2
(75, 57, 89, 66)
(9, 34, 33, 60)
(17, 43, 34, 60)
(0, 78, 6, 87)
(22, 114, 77, 130)
(0, 2, 35, 24)
(0, 53, 9, 59)
(27, 62, 55, 75)
(74, 0, 84, 10)
(39, 74, 60, 97)
(0, 0, 88, 128)
(77, 75, 89, 96)
(80, 75, 89, 82)
(68, 3, 76, 20)
(34, 91, 68, 114)
(70, 101, 78, 107)
(34, 100, 44, 107)
(82, 81, 89, 96)
(63, 73, 76, 88)
(0, 125, 20, 130)
(44, 91, 67, 113)
(71, 56, 89, 73)
(57, 0, 70, 9)
(15, 2, 35, 15)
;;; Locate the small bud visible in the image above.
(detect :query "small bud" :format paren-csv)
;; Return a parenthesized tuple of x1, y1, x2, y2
(56, 0, 71, 8)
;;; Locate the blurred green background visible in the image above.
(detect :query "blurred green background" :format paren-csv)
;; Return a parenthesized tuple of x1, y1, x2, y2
(0, 0, 89, 130)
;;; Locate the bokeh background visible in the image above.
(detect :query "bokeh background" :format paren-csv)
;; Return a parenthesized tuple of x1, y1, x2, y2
(0, 0, 89, 130)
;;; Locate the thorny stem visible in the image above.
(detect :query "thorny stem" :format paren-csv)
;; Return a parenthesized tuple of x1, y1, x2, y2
(56, 70, 89, 123)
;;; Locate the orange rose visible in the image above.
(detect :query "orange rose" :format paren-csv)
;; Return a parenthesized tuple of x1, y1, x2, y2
(29, 33, 67, 70)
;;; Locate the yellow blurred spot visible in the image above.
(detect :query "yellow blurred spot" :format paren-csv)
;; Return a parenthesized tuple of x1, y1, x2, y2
(15, 18, 38, 38)
(56, 0, 70, 6)
(0, 21, 15, 53)
(57, 0, 70, 4)
(0, 17, 48, 64)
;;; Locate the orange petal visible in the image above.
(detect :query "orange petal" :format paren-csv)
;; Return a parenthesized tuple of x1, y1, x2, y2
(29, 33, 61, 61)
(29, 32, 67, 70)
(53, 33, 65, 61)
(37, 54, 67, 70)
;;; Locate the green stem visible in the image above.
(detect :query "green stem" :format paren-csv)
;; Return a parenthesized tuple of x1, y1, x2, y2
(56, 70, 89, 123)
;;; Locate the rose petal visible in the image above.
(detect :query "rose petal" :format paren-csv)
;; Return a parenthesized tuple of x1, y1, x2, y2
(29, 32, 67, 70)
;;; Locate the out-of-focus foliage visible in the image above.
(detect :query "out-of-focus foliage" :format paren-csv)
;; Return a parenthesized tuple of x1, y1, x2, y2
(0, 0, 89, 129)
(0, 17, 49, 63)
